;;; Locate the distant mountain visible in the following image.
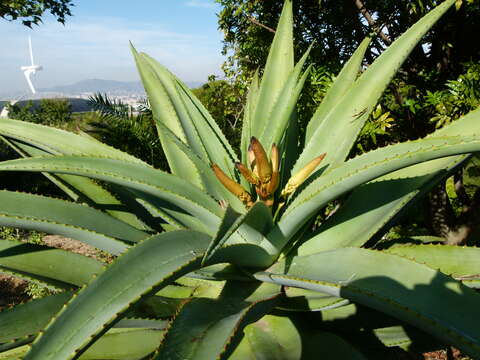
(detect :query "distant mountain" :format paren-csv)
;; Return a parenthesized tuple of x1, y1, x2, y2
(37, 79, 204, 95)
(0, 79, 205, 100)
(39, 79, 145, 94)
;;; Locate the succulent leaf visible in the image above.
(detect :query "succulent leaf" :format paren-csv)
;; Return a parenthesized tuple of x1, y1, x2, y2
(0, 156, 223, 234)
(23, 231, 211, 360)
(0, 292, 73, 344)
(304, 36, 372, 143)
(250, 0, 294, 139)
(257, 248, 480, 358)
(0, 239, 104, 286)
(154, 282, 280, 360)
(280, 135, 480, 243)
(385, 244, 480, 287)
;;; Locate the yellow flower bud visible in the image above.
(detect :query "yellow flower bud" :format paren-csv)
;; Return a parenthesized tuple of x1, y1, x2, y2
(270, 143, 279, 173)
(282, 153, 326, 196)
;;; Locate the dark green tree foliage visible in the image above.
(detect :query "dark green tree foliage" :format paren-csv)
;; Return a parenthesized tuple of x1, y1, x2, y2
(217, 0, 480, 77)
(7, 98, 73, 127)
(0, 0, 73, 27)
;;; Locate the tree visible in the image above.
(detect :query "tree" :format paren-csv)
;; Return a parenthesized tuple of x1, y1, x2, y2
(7, 98, 73, 127)
(216, 0, 480, 79)
(0, 0, 74, 27)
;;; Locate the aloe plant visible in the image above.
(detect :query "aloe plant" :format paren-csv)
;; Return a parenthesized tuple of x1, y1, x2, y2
(1, 0, 480, 358)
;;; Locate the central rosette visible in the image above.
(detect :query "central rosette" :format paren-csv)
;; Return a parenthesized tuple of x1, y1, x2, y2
(212, 137, 325, 209)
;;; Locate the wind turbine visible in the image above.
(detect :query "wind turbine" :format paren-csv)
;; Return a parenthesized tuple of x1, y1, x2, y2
(20, 36, 43, 94)
(0, 37, 43, 118)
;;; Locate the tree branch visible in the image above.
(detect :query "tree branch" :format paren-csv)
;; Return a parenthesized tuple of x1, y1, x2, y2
(248, 16, 276, 34)
(354, 0, 391, 45)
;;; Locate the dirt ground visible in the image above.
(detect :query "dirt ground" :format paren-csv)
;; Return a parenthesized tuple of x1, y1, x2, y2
(0, 275, 29, 310)
(41, 234, 101, 259)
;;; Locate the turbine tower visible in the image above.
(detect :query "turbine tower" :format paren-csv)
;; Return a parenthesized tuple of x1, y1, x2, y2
(20, 36, 43, 94)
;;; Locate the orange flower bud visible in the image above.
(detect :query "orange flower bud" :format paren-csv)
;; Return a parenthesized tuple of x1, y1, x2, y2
(211, 164, 253, 207)
(236, 162, 259, 185)
(250, 137, 271, 183)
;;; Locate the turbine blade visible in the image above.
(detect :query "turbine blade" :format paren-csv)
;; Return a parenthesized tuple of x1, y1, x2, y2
(24, 71, 36, 94)
(29, 36, 34, 65)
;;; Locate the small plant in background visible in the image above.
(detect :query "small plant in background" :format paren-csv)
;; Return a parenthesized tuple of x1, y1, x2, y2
(426, 62, 480, 128)
(355, 104, 395, 153)
(1, 1, 480, 359)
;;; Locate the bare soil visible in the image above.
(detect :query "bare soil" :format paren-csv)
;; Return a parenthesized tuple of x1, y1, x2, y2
(42, 235, 100, 259)
(0, 275, 29, 310)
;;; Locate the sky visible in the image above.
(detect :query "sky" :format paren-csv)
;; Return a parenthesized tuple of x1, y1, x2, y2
(0, 0, 225, 94)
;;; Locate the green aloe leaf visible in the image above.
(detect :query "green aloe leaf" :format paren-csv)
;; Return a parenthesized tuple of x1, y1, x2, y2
(0, 239, 104, 287)
(175, 79, 239, 166)
(250, 0, 294, 140)
(304, 36, 371, 143)
(202, 206, 241, 266)
(132, 49, 202, 188)
(297, 107, 480, 255)
(203, 202, 274, 266)
(231, 316, 368, 360)
(241, 70, 260, 167)
(154, 282, 280, 360)
(0, 119, 143, 163)
(154, 121, 244, 211)
(229, 315, 302, 360)
(1, 130, 149, 230)
(278, 135, 480, 244)
(0, 292, 73, 344)
(23, 230, 211, 360)
(255, 247, 480, 358)
(296, 157, 465, 255)
(373, 326, 413, 349)
(0, 190, 147, 243)
(294, 0, 455, 174)
(1, 328, 165, 360)
(282, 287, 349, 312)
(0, 156, 222, 234)
(385, 244, 480, 287)
(132, 47, 238, 191)
(259, 47, 312, 154)
(0, 190, 147, 254)
(114, 318, 167, 330)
